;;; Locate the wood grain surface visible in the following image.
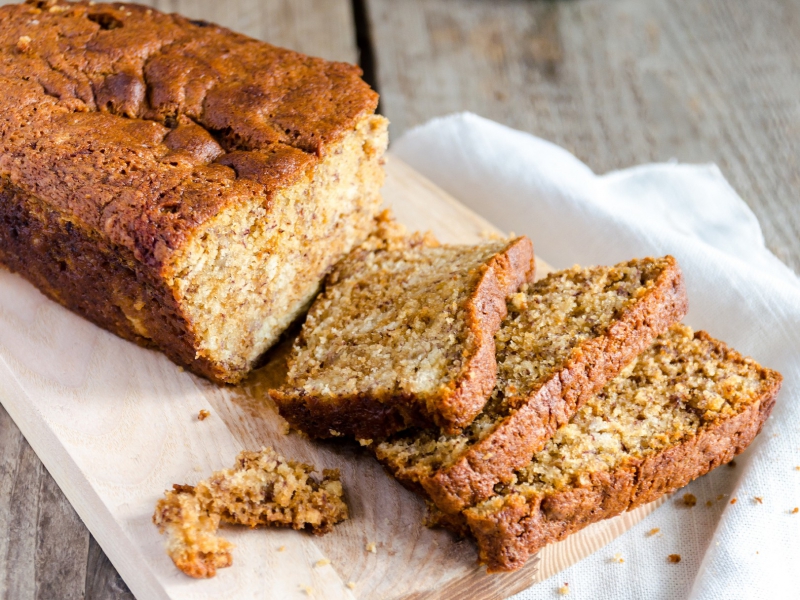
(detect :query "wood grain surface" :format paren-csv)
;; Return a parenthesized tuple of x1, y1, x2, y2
(1, 0, 797, 598)
(365, 0, 800, 273)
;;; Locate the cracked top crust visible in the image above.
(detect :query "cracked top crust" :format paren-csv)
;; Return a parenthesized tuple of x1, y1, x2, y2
(0, 1, 378, 269)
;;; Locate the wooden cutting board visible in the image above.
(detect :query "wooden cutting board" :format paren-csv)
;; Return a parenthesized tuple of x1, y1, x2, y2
(0, 156, 665, 600)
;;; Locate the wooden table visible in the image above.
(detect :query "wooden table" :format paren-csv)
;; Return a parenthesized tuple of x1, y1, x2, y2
(1, 1, 797, 597)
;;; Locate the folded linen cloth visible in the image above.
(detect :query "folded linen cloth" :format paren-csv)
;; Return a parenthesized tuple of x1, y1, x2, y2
(393, 113, 800, 600)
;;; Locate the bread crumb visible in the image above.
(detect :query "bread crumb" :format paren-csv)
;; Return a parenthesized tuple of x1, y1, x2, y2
(366, 542, 377, 553)
(706, 500, 713, 507)
(16, 36, 31, 53)
(558, 583, 570, 595)
(300, 584, 314, 596)
(794, 466, 800, 471)
(177, 366, 184, 372)
(716, 494, 725, 501)
(315, 558, 330, 567)
(357, 438, 373, 447)
(730, 498, 737, 505)
(668, 554, 681, 563)
(346, 582, 357, 590)
(683, 493, 697, 507)
(197, 409, 210, 421)
(610, 552, 624, 563)
(278, 545, 286, 552)
(791, 507, 799, 514)
(280, 420, 291, 435)
(329, 429, 343, 437)
(753, 496, 763, 504)
(646, 528, 661, 537)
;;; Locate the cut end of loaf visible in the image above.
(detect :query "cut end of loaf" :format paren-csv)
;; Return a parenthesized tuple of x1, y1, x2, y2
(167, 115, 388, 383)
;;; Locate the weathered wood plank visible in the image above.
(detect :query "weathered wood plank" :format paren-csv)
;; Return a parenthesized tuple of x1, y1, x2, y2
(0, 403, 89, 600)
(0, 1, 358, 598)
(366, 0, 800, 272)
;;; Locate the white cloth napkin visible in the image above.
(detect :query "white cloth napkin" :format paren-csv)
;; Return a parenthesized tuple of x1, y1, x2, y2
(392, 113, 800, 600)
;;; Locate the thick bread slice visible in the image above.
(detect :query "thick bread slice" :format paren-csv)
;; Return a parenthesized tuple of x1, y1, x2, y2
(271, 236, 536, 438)
(436, 325, 781, 572)
(375, 256, 688, 514)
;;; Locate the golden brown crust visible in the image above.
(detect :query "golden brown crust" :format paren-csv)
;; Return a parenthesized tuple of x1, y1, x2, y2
(460, 361, 781, 572)
(271, 237, 535, 439)
(396, 257, 689, 514)
(438, 236, 537, 430)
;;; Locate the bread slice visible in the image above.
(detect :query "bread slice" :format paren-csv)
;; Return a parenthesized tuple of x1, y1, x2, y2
(432, 325, 781, 572)
(271, 236, 536, 438)
(0, 3, 387, 383)
(375, 256, 688, 514)
(153, 447, 347, 578)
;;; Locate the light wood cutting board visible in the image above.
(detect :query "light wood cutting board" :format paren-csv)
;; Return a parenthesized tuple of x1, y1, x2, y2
(0, 156, 665, 600)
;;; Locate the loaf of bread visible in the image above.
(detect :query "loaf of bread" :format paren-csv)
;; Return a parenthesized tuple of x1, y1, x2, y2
(271, 236, 535, 438)
(431, 325, 781, 572)
(375, 256, 688, 514)
(0, 1, 387, 383)
(153, 447, 348, 578)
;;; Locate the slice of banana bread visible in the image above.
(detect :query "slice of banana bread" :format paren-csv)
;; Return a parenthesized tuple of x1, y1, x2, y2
(375, 256, 688, 514)
(271, 236, 536, 438)
(0, 2, 387, 383)
(435, 325, 781, 572)
(153, 447, 347, 578)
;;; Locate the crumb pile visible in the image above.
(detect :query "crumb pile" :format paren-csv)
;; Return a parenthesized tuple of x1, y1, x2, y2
(153, 447, 347, 578)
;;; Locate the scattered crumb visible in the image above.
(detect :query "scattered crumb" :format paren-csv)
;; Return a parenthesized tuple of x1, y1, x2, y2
(558, 583, 570, 596)
(178, 366, 185, 372)
(610, 552, 624, 563)
(16, 36, 31, 53)
(794, 466, 800, 471)
(646, 528, 661, 537)
(357, 438, 373, 447)
(347, 582, 357, 590)
(278, 545, 286, 552)
(706, 500, 713, 507)
(683, 493, 697, 507)
(329, 429, 343, 437)
(366, 542, 377, 553)
(753, 496, 763, 504)
(480, 229, 505, 241)
(668, 554, 682, 564)
(315, 558, 330, 567)
(792, 507, 799, 514)
(716, 494, 725, 501)
(730, 498, 737, 505)
(727, 460, 737, 468)
(197, 409, 210, 421)
(300, 584, 314, 596)
(280, 420, 291, 435)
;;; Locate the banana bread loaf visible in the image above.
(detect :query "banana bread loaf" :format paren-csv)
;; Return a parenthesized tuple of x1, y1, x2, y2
(0, 1, 387, 383)
(433, 325, 781, 572)
(375, 256, 688, 514)
(153, 447, 348, 578)
(271, 236, 536, 438)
